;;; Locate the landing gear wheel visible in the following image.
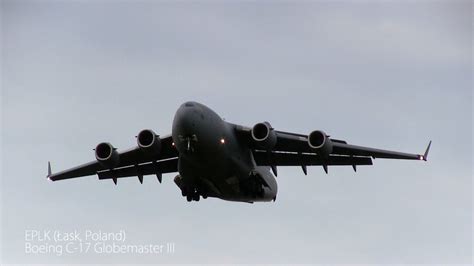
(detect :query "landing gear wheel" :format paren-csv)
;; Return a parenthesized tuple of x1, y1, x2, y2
(186, 195, 192, 202)
(193, 192, 200, 201)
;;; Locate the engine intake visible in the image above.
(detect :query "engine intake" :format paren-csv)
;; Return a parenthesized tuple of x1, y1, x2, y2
(95, 142, 119, 168)
(308, 130, 333, 157)
(251, 122, 277, 150)
(137, 129, 161, 154)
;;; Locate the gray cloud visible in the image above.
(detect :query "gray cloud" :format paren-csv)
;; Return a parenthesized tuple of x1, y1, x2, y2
(2, 0, 472, 264)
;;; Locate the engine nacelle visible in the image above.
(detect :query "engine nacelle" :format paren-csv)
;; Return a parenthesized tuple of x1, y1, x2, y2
(95, 142, 120, 168)
(308, 130, 333, 157)
(251, 122, 277, 150)
(137, 129, 161, 154)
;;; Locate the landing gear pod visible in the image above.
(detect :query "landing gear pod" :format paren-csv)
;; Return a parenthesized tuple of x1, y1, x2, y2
(240, 167, 278, 201)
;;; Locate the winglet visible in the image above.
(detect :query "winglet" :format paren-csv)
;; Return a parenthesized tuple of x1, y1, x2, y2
(420, 141, 432, 161)
(47, 161, 52, 180)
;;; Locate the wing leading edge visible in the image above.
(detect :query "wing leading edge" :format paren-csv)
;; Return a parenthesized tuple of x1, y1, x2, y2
(332, 140, 432, 161)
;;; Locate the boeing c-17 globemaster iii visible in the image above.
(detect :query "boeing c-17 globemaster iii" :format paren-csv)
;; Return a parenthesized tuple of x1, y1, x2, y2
(47, 101, 431, 203)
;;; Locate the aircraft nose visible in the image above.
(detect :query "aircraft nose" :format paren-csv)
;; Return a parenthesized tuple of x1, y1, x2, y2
(181, 101, 196, 108)
(172, 101, 226, 155)
(179, 114, 195, 135)
(176, 104, 199, 132)
(172, 103, 203, 153)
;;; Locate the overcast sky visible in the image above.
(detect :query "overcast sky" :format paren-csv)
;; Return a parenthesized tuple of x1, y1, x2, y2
(2, 0, 472, 264)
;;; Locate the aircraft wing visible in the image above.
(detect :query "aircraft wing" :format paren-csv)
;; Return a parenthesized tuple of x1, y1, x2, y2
(47, 134, 178, 183)
(234, 124, 430, 173)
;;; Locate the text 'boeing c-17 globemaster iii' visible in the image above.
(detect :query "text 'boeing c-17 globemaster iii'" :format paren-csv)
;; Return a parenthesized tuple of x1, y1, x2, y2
(47, 101, 431, 203)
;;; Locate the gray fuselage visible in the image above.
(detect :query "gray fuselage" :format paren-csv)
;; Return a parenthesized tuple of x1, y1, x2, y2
(171, 101, 277, 202)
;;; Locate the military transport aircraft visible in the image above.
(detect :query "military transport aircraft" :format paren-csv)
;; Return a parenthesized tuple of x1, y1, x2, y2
(47, 101, 431, 203)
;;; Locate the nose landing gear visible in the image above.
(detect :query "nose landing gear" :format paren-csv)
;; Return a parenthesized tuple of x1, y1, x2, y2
(178, 134, 198, 153)
(183, 187, 207, 202)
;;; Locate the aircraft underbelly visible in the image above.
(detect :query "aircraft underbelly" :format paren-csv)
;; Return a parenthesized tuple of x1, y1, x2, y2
(195, 156, 276, 203)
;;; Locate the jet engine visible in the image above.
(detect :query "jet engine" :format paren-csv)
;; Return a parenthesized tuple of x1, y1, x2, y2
(137, 129, 161, 154)
(95, 142, 120, 168)
(308, 130, 333, 157)
(251, 122, 277, 150)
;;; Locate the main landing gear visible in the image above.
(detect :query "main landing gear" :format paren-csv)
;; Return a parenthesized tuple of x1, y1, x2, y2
(182, 187, 208, 202)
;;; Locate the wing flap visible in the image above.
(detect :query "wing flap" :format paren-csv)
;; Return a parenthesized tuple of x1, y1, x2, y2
(332, 142, 424, 160)
(48, 161, 103, 181)
(97, 158, 178, 180)
(254, 151, 373, 166)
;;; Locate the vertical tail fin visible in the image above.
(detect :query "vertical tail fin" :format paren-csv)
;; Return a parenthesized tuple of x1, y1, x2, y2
(422, 141, 432, 161)
(47, 162, 52, 179)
